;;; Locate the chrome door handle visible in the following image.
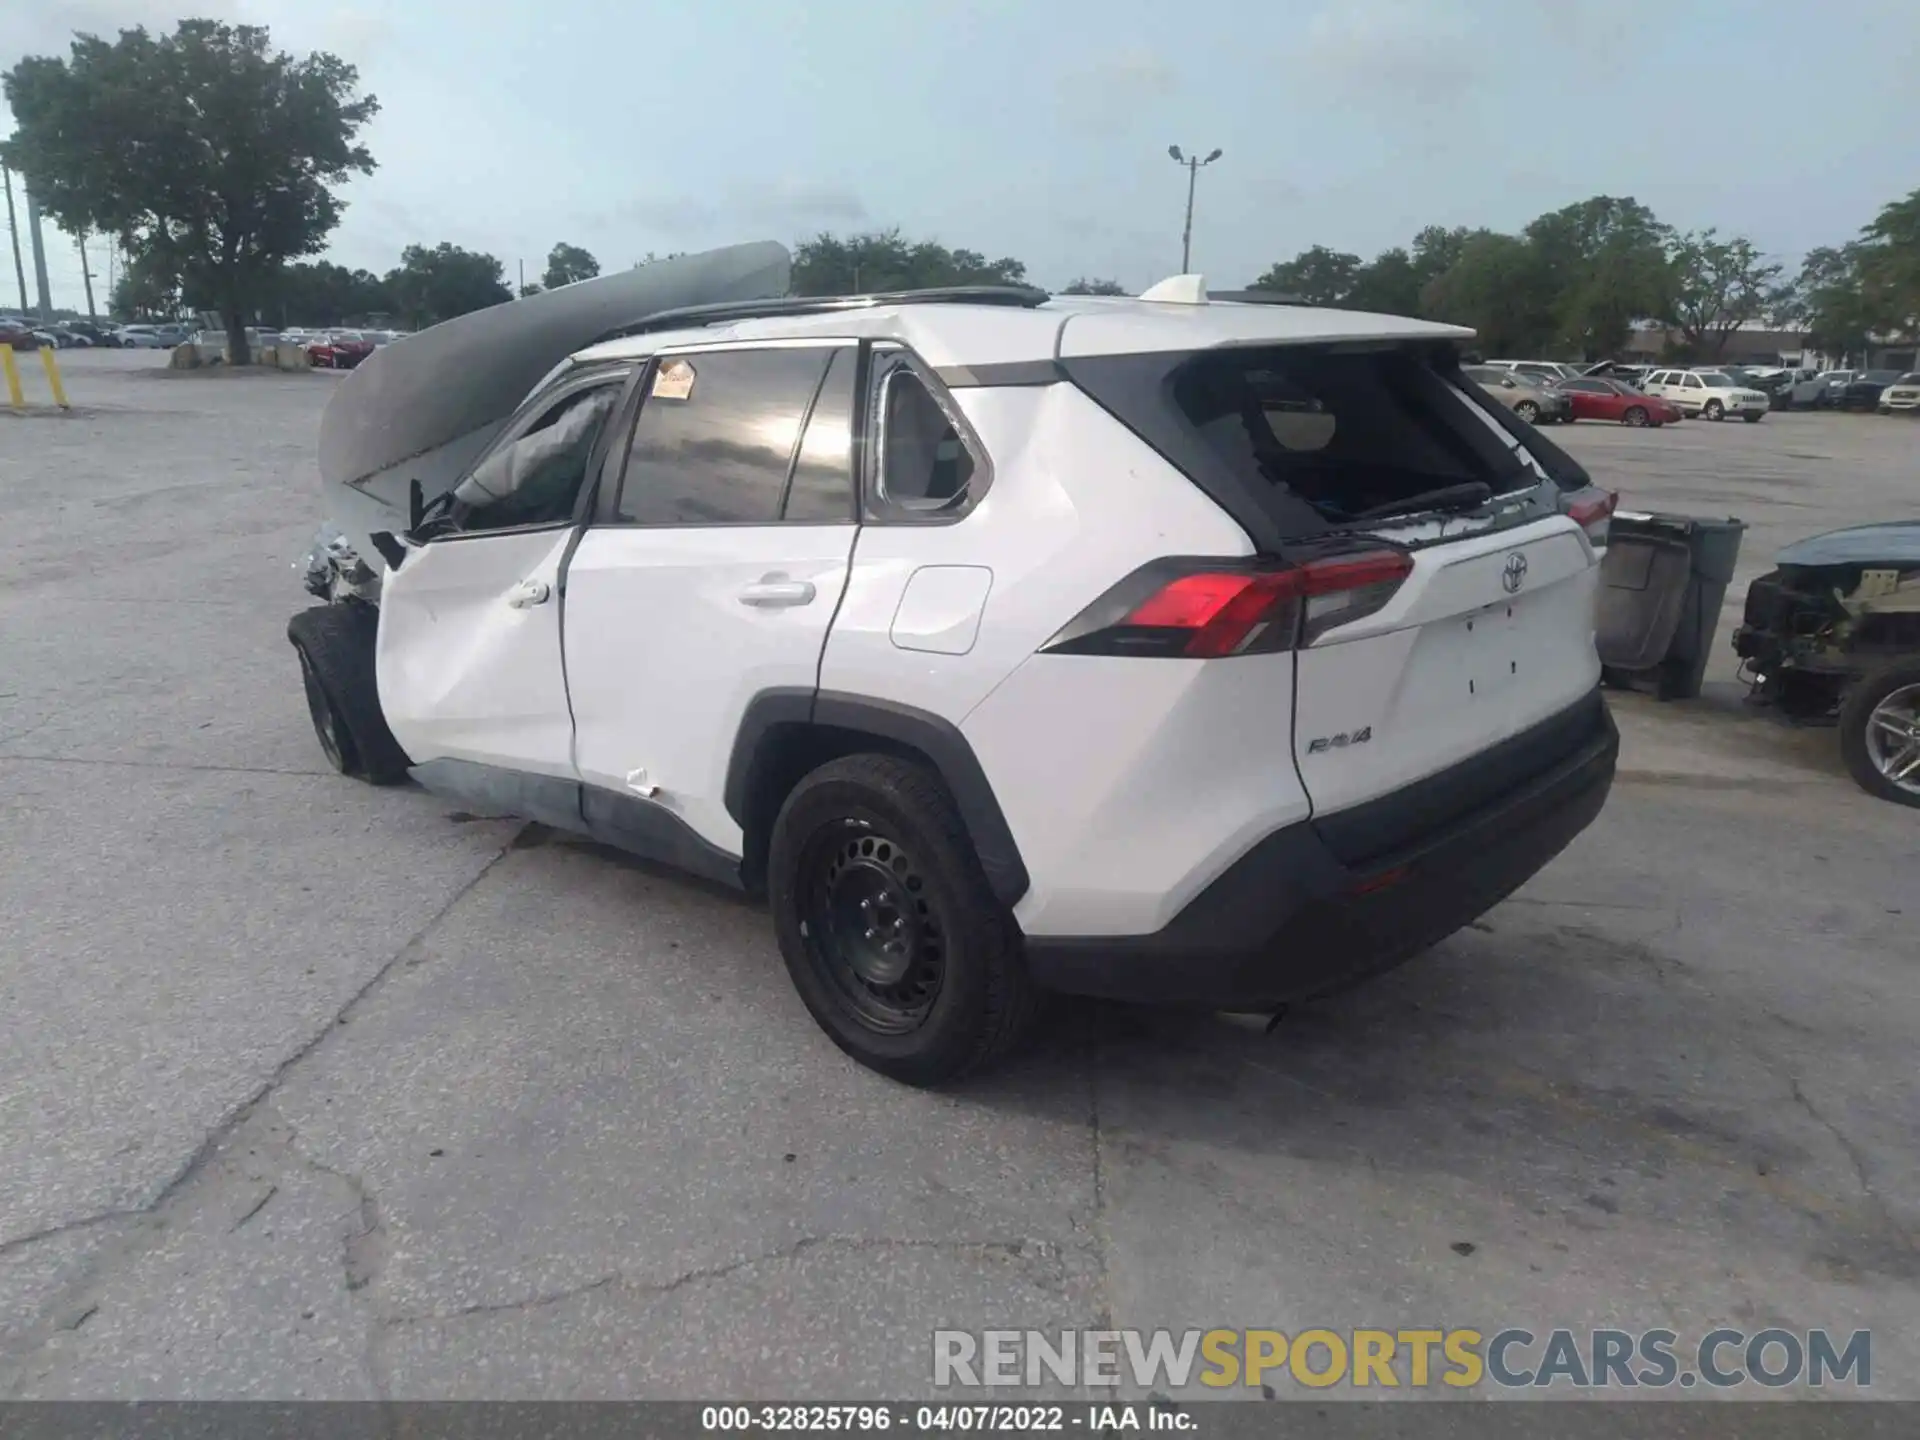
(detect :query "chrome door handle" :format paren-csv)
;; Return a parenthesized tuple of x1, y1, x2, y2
(738, 579, 816, 608)
(507, 579, 551, 608)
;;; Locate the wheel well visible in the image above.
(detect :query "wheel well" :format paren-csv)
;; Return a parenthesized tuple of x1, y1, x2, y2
(737, 722, 928, 893)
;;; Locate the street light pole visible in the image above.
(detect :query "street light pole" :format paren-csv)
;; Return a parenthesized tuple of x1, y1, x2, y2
(1167, 145, 1223, 273)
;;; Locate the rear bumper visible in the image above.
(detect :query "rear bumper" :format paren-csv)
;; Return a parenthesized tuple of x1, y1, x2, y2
(1024, 691, 1618, 1007)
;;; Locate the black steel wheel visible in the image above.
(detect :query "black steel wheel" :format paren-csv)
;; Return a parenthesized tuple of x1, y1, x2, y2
(767, 753, 1042, 1085)
(796, 818, 946, 1034)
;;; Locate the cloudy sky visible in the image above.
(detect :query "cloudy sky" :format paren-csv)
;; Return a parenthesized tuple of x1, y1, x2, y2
(4, 0, 1918, 312)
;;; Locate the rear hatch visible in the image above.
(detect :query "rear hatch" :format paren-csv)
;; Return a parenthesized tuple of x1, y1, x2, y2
(1062, 335, 1605, 844)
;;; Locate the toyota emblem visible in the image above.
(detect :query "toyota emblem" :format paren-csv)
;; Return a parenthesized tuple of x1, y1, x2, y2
(1501, 552, 1529, 594)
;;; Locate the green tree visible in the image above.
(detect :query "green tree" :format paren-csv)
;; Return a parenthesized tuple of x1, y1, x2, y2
(1346, 247, 1422, 316)
(1660, 229, 1784, 360)
(384, 242, 512, 329)
(1248, 246, 1363, 305)
(260, 259, 392, 327)
(541, 242, 600, 290)
(1410, 225, 1474, 291)
(1061, 277, 1128, 295)
(1790, 245, 1879, 360)
(1421, 231, 1557, 357)
(1856, 188, 1920, 340)
(1524, 197, 1670, 358)
(2, 21, 377, 366)
(108, 252, 182, 321)
(790, 230, 1028, 296)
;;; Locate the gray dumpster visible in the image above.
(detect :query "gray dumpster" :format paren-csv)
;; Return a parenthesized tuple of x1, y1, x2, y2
(1596, 511, 1748, 700)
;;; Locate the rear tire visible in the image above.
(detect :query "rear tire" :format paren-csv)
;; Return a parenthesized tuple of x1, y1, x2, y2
(286, 604, 412, 785)
(1513, 400, 1540, 423)
(1623, 406, 1649, 427)
(767, 754, 1042, 1086)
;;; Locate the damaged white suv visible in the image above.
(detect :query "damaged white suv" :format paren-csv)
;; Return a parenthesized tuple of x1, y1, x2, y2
(292, 249, 1619, 1085)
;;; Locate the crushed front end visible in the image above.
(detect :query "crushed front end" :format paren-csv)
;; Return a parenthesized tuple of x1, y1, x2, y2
(1734, 556, 1920, 720)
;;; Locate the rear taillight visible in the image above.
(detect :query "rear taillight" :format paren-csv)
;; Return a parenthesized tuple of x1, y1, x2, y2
(1562, 487, 1617, 547)
(1041, 549, 1413, 659)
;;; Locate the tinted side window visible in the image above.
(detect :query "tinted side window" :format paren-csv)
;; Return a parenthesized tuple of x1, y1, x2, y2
(617, 347, 833, 525)
(873, 360, 977, 514)
(782, 348, 857, 523)
(452, 383, 622, 532)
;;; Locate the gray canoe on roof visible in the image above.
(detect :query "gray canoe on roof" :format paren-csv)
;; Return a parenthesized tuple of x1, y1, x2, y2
(315, 241, 791, 542)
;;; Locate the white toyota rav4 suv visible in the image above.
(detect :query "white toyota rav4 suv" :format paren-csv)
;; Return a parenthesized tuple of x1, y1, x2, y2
(290, 281, 1619, 1084)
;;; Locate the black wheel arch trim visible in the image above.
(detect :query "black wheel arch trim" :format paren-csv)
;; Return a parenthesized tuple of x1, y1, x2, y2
(725, 688, 1031, 908)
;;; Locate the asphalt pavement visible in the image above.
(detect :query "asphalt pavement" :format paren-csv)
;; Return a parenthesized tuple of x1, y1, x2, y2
(1, 352, 1915, 1400)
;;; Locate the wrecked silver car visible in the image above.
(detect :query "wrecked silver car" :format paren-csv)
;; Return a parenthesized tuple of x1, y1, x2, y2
(1733, 522, 1920, 807)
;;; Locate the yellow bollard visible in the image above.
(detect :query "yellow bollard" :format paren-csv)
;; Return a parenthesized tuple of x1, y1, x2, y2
(37, 345, 70, 409)
(1, 346, 22, 409)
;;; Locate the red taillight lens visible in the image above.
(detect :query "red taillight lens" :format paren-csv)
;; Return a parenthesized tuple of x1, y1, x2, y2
(1043, 549, 1412, 659)
(1562, 488, 1617, 546)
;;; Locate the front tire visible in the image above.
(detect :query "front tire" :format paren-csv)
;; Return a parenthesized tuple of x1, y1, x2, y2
(767, 754, 1041, 1085)
(1704, 400, 1725, 421)
(1513, 400, 1540, 423)
(1743, 412, 1763, 423)
(286, 604, 412, 785)
(1623, 405, 1649, 427)
(1839, 665, 1920, 809)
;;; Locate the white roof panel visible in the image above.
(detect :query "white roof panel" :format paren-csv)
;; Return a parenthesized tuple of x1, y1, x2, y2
(576, 295, 1473, 372)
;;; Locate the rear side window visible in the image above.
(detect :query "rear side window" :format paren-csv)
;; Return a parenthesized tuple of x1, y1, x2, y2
(616, 346, 834, 524)
(867, 351, 983, 519)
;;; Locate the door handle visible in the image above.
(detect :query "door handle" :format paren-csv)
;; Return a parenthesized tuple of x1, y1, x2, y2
(738, 578, 816, 608)
(506, 578, 551, 608)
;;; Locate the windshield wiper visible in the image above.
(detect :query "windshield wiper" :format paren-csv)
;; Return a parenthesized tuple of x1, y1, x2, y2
(1351, 481, 1493, 522)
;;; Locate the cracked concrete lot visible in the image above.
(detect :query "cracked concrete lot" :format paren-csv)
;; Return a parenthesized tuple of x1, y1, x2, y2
(2, 353, 1916, 1399)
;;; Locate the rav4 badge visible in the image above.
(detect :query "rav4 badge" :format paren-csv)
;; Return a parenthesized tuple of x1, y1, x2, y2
(1307, 727, 1372, 755)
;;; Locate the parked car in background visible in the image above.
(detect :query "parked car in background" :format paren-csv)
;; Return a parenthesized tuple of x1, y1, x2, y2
(1841, 370, 1904, 411)
(113, 325, 171, 349)
(306, 330, 377, 370)
(1640, 368, 1770, 421)
(1463, 364, 1573, 423)
(1878, 373, 1920, 414)
(0, 319, 43, 350)
(1741, 369, 1798, 410)
(1556, 376, 1680, 426)
(1816, 370, 1858, 406)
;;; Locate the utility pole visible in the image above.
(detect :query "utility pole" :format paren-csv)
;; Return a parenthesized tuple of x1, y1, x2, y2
(79, 232, 98, 321)
(518, 258, 525, 295)
(2, 164, 28, 312)
(24, 186, 54, 317)
(1166, 145, 1223, 274)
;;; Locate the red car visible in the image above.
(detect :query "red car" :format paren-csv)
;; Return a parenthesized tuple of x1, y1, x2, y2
(306, 329, 376, 370)
(1557, 376, 1681, 426)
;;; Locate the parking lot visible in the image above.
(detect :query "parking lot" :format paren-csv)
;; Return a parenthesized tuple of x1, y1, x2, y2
(2, 350, 1916, 1400)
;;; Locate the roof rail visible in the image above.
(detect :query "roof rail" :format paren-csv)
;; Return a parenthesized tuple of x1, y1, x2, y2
(590, 284, 1052, 347)
(1208, 289, 1310, 306)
